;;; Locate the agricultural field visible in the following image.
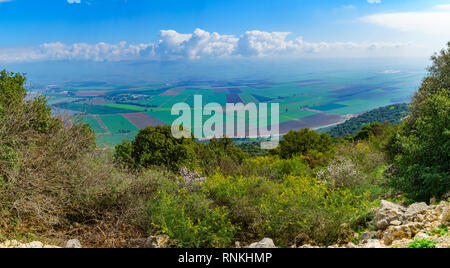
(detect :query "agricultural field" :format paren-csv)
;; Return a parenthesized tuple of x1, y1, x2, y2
(47, 71, 423, 146)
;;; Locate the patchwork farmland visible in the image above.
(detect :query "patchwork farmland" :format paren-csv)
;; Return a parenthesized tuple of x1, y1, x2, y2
(44, 71, 423, 146)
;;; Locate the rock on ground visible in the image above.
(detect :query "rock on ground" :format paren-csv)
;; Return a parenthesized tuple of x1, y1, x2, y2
(248, 238, 277, 248)
(140, 235, 170, 248)
(0, 240, 60, 248)
(66, 239, 82, 248)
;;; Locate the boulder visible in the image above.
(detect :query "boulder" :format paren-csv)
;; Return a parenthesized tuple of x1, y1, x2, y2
(66, 239, 82, 249)
(248, 238, 277, 248)
(376, 200, 406, 230)
(405, 202, 429, 219)
(383, 222, 423, 245)
(440, 204, 450, 225)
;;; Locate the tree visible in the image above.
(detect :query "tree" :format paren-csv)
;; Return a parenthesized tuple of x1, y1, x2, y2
(0, 70, 56, 133)
(352, 122, 385, 141)
(116, 126, 196, 171)
(388, 43, 450, 202)
(271, 129, 333, 161)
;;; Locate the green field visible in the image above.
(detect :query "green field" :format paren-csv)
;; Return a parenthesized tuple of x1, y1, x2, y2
(99, 114, 139, 134)
(73, 115, 106, 133)
(51, 71, 422, 145)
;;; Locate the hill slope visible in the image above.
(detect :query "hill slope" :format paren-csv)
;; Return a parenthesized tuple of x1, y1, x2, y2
(325, 104, 409, 137)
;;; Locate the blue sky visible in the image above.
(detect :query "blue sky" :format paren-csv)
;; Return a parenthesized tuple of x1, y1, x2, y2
(0, 0, 449, 62)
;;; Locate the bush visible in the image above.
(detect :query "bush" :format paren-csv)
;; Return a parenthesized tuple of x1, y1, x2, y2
(389, 90, 450, 201)
(388, 43, 450, 202)
(270, 129, 333, 167)
(352, 122, 385, 141)
(203, 173, 370, 246)
(317, 156, 363, 188)
(195, 138, 249, 176)
(145, 188, 237, 248)
(407, 239, 437, 249)
(244, 156, 312, 180)
(115, 126, 197, 171)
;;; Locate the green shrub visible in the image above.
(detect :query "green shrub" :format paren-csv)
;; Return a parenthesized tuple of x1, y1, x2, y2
(0, 144, 20, 181)
(407, 239, 437, 248)
(270, 129, 333, 165)
(203, 173, 370, 246)
(244, 156, 312, 180)
(352, 122, 385, 141)
(195, 138, 249, 176)
(388, 43, 450, 202)
(145, 188, 237, 248)
(115, 126, 197, 171)
(114, 140, 135, 167)
(427, 225, 449, 237)
(389, 90, 450, 202)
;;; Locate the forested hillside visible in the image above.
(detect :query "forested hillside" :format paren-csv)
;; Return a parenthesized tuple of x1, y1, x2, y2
(326, 104, 410, 137)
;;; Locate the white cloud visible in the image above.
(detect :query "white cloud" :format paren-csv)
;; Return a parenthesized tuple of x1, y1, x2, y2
(361, 9, 450, 35)
(0, 29, 413, 63)
(435, 4, 450, 11)
(67, 0, 81, 4)
(367, 0, 381, 4)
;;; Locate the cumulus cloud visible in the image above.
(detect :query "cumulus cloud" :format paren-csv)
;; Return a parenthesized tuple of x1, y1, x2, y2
(0, 29, 412, 63)
(367, 0, 381, 4)
(67, 0, 81, 3)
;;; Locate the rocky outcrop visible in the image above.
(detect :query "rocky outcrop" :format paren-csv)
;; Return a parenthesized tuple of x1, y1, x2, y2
(375, 200, 407, 230)
(296, 201, 449, 249)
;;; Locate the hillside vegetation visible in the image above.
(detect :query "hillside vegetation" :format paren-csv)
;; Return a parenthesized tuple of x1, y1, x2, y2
(325, 103, 409, 138)
(0, 43, 449, 248)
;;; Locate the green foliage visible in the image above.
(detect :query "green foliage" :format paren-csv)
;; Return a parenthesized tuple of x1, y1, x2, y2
(411, 42, 450, 107)
(114, 140, 135, 167)
(0, 70, 27, 113)
(237, 141, 269, 157)
(116, 126, 196, 171)
(407, 239, 437, 249)
(245, 156, 312, 180)
(327, 104, 410, 138)
(352, 122, 386, 141)
(427, 225, 449, 237)
(203, 173, 370, 246)
(195, 138, 249, 176)
(0, 70, 55, 133)
(0, 144, 20, 182)
(145, 187, 237, 248)
(388, 44, 450, 202)
(271, 129, 333, 166)
(115, 131, 249, 175)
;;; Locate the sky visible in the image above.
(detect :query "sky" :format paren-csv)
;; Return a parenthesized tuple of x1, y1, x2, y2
(0, 0, 449, 63)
